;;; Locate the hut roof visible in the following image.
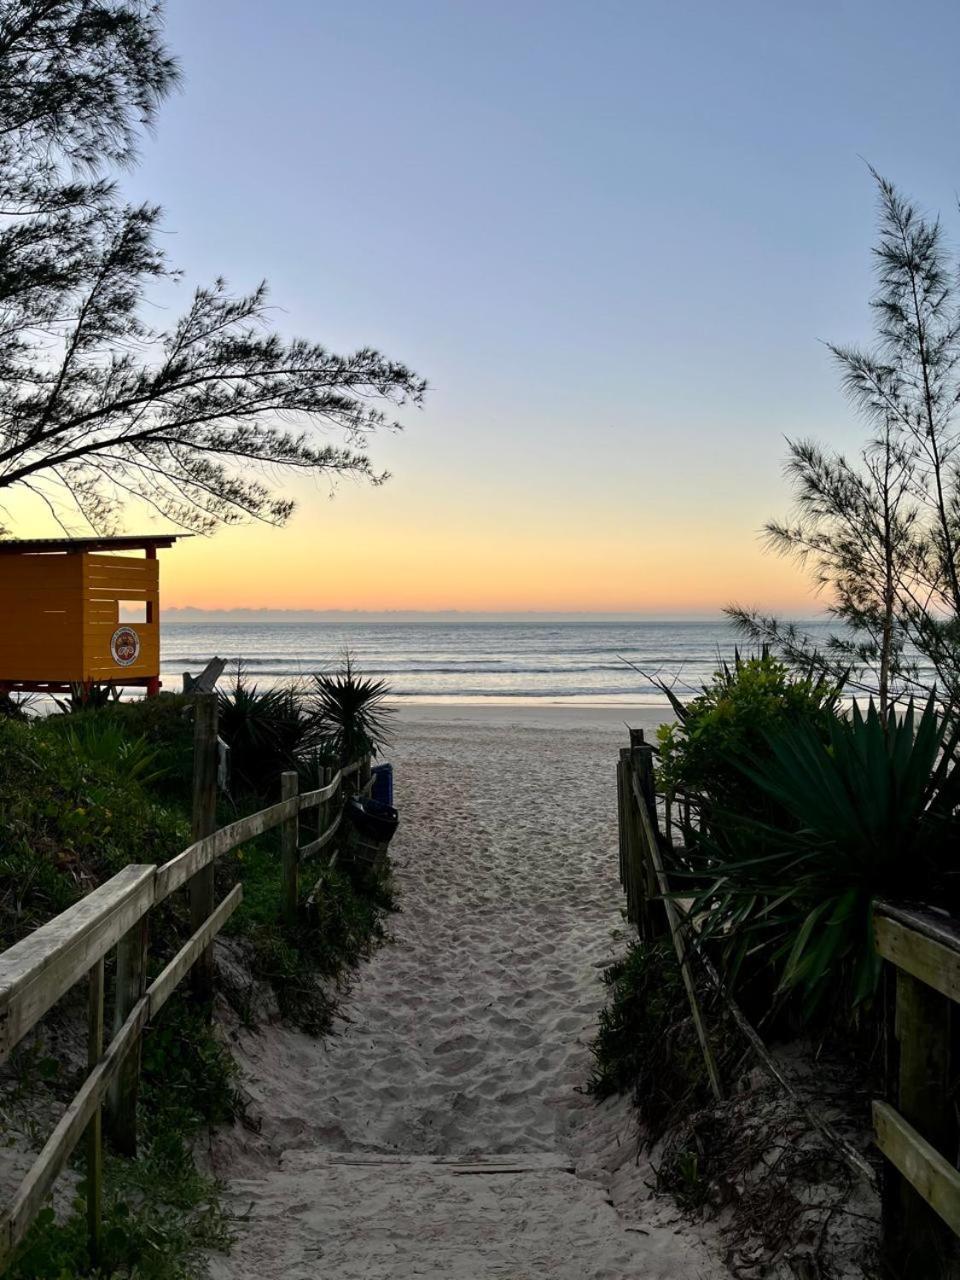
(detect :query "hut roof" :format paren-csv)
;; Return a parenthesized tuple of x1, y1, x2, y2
(0, 534, 188, 555)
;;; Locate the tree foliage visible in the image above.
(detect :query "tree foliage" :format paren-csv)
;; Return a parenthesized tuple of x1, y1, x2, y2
(733, 171, 960, 704)
(0, 1, 426, 534)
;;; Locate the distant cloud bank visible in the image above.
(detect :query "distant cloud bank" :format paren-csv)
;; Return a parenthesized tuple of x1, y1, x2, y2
(163, 607, 770, 625)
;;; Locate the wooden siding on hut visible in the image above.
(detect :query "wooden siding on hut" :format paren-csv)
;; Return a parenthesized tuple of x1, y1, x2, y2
(0, 552, 159, 684)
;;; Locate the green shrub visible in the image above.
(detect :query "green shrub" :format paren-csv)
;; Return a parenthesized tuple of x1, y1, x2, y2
(7, 1134, 231, 1280)
(589, 940, 727, 1138)
(41, 695, 196, 806)
(683, 695, 960, 1014)
(230, 834, 393, 1034)
(0, 718, 187, 947)
(656, 651, 839, 821)
(64, 721, 165, 786)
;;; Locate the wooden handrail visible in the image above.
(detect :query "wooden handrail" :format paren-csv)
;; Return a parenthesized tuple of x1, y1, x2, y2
(0, 883, 243, 1266)
(0, 749, 370, 1272)
(0, 865, 156, 1062)
(156, 757, 365, 899)
(874, 1100, 960, 1239)
(299, 768, 344, 808)
(147, 885, 242, 1014)
(0, 992, 151, 1264)
(875, 906, 960, 1004)
(156, 796, 298, 900)
(299, 810, 343, 860)
(872, 900, 960, 1267)
(629, 772, 722, 1102)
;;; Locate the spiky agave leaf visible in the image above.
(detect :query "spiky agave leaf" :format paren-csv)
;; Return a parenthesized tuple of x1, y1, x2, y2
(217, 663, 319, 795)
(678, 695, 960, 1014)
(309, 655, 395, 767)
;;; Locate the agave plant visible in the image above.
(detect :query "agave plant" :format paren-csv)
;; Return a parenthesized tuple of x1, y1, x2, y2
(217, 664, 319, 796)
(0, 692, 36, 721)
(309, 656, 394, 767)
(52, 682, 122, 714)
(679, 695, 960, 1012)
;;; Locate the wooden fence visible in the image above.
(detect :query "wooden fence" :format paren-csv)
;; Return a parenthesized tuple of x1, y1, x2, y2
(616, 725, 960, 1278)
(873, 902, 960, 1275)
(0, 694, 371, 1271)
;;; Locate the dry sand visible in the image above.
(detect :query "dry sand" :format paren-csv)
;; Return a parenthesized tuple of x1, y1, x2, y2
(205, 703, 728, 1279)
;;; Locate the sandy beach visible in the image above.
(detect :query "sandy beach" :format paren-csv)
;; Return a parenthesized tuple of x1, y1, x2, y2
(205, 703, 725, 1279)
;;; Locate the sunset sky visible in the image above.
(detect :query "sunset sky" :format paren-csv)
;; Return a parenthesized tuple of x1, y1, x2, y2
(11, 0, 960, 614)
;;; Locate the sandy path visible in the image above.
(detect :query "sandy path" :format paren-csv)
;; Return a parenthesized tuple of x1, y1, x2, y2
(206, 713, 725, 1279)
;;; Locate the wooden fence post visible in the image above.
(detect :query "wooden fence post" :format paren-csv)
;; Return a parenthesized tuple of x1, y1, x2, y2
(886, 969, 958, 1276)
(104, 913, 148, 1156)
(616, 752, 626, 888)
(359, 755, 372, 794)
(280, 771, 299, 926)
(618, 747, 638, 927)
(629, 730, 666, 941)
(321, 766, 332, 852)
(86, 959, 104, 1262)
(190, 694, 218, 1007)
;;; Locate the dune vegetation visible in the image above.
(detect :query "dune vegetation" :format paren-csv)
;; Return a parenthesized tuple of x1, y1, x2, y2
(0, 675, 394, 1279)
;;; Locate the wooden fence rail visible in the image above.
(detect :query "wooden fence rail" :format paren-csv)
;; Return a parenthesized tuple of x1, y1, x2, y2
(0, 694, 371, 1272)
(616, 725, 960, 1278)
(873, 901, 960, 1277)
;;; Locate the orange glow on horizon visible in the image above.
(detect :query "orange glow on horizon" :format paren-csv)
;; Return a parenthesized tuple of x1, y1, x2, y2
(158, 518, 818, 615)
(3, 475, 821, 617)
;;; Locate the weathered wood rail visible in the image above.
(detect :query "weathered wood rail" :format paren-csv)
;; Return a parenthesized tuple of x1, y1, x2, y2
(0, 693, 371, 1272)
(616, 725, 960, 1278)
(873, 901, 960, 1276)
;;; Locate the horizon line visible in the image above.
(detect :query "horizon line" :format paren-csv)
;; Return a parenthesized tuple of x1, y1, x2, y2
(161, 606, 828, 623)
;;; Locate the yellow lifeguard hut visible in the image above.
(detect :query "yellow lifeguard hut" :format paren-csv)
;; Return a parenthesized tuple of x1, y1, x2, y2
(0, 535, 184, 698)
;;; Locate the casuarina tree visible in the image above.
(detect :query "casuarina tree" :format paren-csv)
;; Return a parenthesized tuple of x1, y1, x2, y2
(732, 171, 960, 706)
(0, 1, 426, 534)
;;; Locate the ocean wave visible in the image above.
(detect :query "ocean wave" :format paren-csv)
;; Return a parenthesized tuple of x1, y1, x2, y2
(163, 658, 681, 676)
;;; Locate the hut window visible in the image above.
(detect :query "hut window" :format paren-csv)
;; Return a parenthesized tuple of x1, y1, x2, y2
(117, 600, 148, 623)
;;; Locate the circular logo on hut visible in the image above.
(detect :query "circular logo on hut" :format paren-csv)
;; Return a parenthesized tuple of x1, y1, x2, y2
(110, 626, 141, 667)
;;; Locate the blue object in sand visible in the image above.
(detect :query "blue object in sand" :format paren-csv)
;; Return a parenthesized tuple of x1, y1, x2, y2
(371, 762, 393, 806)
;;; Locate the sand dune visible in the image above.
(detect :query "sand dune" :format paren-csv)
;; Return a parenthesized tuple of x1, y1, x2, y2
(205, 710, 725, 1278)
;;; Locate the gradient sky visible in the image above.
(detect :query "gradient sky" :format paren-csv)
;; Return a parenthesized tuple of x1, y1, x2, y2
(13, 0, 960, 613)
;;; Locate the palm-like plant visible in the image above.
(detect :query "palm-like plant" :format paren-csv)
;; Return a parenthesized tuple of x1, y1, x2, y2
(217, 665, 319, 796)
(310, 656, 394, 767)
(680, 696, 960, 1012)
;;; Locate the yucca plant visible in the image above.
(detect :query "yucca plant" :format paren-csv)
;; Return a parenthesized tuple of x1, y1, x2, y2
(309, 656, 394, 768)
(217, 665, 319, 797)
(0, 692, 35, 721)
(679, 695, 960, 1013)
(52, 682, 121, 714)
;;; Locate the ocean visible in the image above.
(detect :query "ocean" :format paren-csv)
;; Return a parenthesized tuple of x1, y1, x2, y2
(159, 619, 838, 705)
